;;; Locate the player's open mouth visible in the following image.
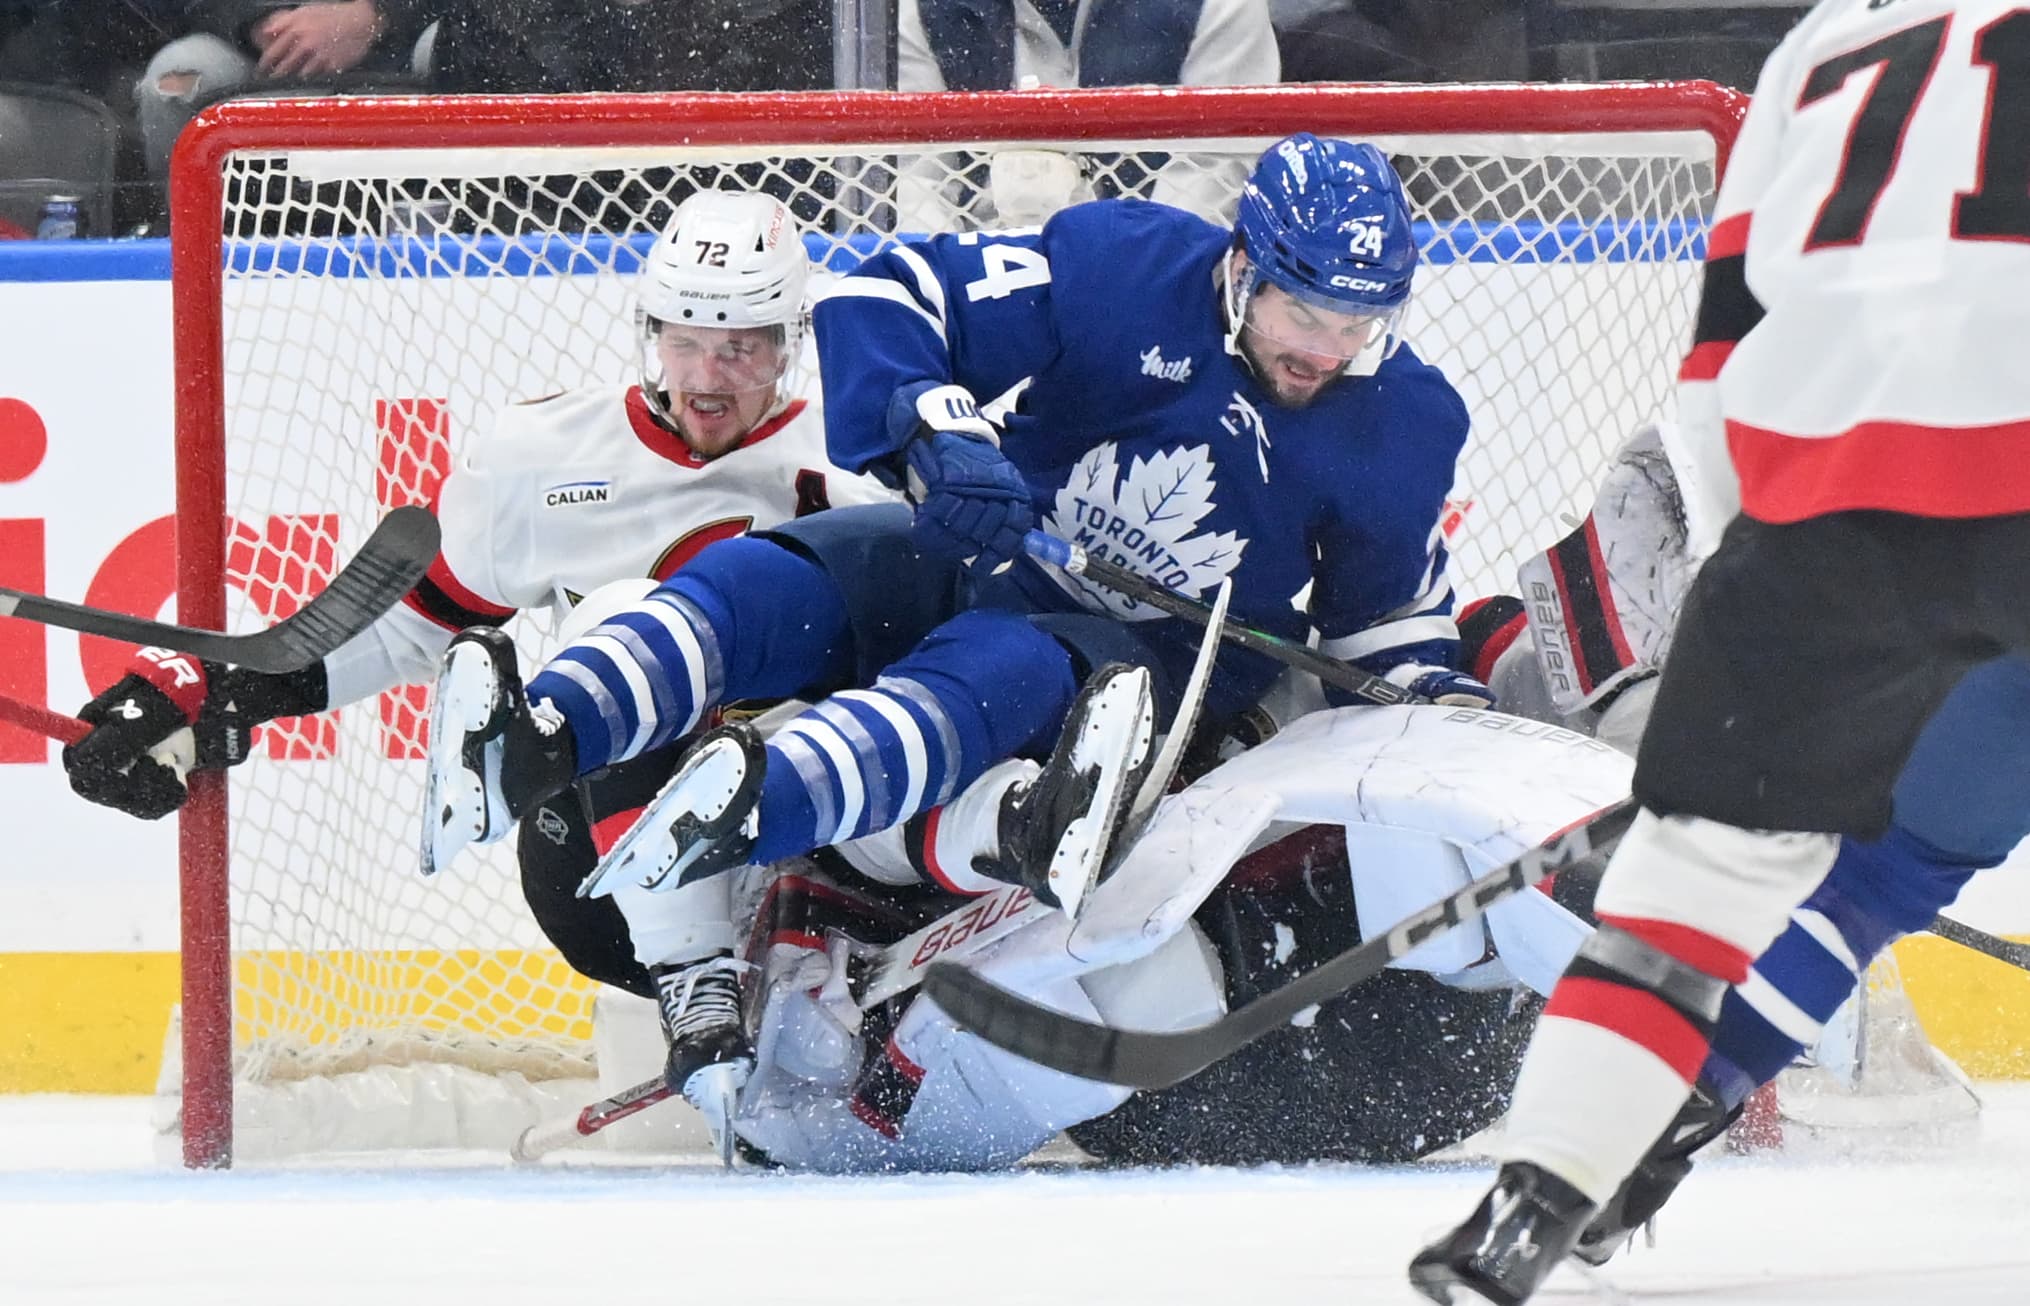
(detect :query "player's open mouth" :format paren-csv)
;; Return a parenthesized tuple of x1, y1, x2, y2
(686, 396, 732, 417)
(1277, 358, 1327, 386)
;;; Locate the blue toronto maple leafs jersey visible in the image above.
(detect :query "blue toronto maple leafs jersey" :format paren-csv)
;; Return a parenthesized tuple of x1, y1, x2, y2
(813, 199, 1471, 714)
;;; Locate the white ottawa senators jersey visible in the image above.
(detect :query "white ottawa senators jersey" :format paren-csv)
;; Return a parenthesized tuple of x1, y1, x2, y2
(1680, 0, 2030, 527)
(320, 384, 895, 705)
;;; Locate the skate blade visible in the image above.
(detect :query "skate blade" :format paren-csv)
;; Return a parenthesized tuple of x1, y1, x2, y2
(578, 735, 752, 898)
(684, 1060, 752, 1170)
(1046, 670, 1156, 919)
(419, 641, 508, 878)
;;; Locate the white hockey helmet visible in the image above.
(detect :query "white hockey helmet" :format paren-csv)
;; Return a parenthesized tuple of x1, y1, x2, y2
(637, 191, 811, 424)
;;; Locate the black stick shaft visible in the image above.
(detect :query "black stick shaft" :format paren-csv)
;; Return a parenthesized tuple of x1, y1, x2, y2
(1022, 530, 1420, 707)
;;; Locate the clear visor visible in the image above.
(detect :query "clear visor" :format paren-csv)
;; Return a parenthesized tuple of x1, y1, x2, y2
(1226, 254, 1406, 377)
(644, 316, 796, 396)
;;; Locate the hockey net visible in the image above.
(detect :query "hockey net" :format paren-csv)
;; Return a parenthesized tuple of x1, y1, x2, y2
(168, 83, 1743, 1166)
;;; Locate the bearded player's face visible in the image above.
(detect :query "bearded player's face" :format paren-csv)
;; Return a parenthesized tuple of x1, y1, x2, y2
(655, 323, 787, 457)
(1233, 259, 1387, 407)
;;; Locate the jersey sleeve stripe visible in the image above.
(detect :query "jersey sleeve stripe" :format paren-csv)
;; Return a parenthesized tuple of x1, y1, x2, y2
(1706, 211, 1751, 261)
(824, 276, 948, 341)
(1318, 611, 1459, 663)
(1678, 340, 1734, 384)
(1686, 253, 1762, 347)
(889, 243, 949, 328)
(405, 557, 515, 631)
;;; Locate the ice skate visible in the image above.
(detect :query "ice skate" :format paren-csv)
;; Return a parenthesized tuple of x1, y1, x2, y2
(578, 722, 764, 898)
(651, 952, 754, 1167)
(421, 627, 575, 877)
(1572, 1080, 1737, 1266)
(1409, 1161, 1596, 1305)
(971, 662, 1156, 918)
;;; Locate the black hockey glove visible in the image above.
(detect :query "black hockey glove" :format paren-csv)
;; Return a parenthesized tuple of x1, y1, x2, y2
(63, 647, 328, 820)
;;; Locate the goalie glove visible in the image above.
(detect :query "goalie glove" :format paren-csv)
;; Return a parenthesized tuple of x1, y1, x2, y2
(898, 383, 1033, 574)
(63, 648, 328, 820)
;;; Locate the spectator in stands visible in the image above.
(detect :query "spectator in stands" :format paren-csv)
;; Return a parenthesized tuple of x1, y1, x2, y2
(0, 3, 183, 103)
(379, 0, 831, 95)
(898, 0, 1278, 92)
(887, 0, 1276, 230)
(135, 3, 436, 184)
(1270, 1, 1522, 84)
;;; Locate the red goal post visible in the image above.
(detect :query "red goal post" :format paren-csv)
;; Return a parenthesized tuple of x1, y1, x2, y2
(167, 82, 1746, 1168)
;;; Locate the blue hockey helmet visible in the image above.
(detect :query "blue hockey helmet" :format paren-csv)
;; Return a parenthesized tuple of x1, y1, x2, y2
(1226, 134, 1417, 379)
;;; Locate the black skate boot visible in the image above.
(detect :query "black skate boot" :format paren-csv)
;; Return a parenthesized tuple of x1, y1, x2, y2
(651, 951, 754, 1166)
(971, 662, 1155, 918)
(577, 722, 765, 898)
(1573, 1079, 1739, 1266)
(422, 626, 577, 876)
(1409, 1161, 1597, 1305)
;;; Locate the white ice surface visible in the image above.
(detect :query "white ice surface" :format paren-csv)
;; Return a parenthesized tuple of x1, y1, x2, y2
(3, 1089, 2029, 1305)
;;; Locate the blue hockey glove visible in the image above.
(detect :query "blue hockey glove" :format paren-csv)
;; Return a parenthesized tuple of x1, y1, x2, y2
(900, 385, 1032, 573)
(1398, 666, 1497, 709)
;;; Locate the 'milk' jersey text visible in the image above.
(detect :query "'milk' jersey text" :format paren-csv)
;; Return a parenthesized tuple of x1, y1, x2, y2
(814, 199, 1471, 713)
(321, 384, 893, 706)
(1680, 0, 2030, 528)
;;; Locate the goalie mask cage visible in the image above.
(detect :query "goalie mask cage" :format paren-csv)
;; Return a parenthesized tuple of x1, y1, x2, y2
(169, 82, 1744, 1168)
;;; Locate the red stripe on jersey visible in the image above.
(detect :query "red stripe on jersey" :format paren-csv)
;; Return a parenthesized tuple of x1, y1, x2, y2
(1677, 339, 1734, 383)
(1543, 976, 1712, 1084)
(1599, 913, 1754, 984)
(625, 387, 807, 470)
(1581, 516, 1636, 668)
(1707, 212, 1751, 260)
(1728, 417, 2030, 522)
(399, 591, 452, 630)
(419, 551, 516, 623)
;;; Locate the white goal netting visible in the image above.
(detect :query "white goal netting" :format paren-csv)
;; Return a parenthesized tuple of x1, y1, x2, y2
(171, 86, 1732, 1163)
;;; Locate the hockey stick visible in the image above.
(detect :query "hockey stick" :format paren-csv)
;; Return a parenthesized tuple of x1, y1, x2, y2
(923, 798, 1641, 1089)
(0, 506, 439, 674)
(1925, 914, 2030, 972)
(510, 1075, 677, 1162)
(1023, 531, 1422, 707)
(0, 693, 86, 745)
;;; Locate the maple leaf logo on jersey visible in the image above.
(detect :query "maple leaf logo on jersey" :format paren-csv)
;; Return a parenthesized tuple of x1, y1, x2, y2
(1044, 442, 1247, 620)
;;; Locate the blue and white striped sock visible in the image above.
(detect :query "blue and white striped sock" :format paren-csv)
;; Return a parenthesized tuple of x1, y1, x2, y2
(753, 675, 974, 865)
(528, 588, 727, 774)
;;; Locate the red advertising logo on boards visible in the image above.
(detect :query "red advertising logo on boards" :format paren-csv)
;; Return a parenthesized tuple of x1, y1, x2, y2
(0, 395, 453, 765)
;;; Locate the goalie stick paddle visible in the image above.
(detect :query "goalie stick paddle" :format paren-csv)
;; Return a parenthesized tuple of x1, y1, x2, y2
(1023, 531, 1420, 708)
(924, 797, 1641, 1089)
(0, 506, 439, 674)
